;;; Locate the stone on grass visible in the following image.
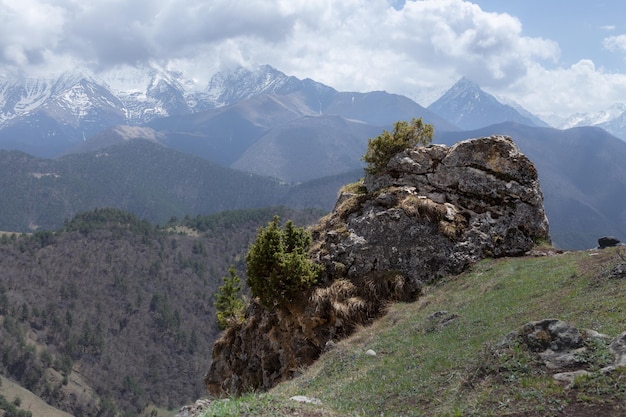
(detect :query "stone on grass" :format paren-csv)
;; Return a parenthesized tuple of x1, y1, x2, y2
(290, 396, 322, 405)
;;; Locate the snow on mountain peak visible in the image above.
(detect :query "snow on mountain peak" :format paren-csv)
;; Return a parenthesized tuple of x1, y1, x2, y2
(204, 64, 292, 107)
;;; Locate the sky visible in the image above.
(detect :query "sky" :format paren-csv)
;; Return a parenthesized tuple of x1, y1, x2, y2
(2, 0, 626, 118)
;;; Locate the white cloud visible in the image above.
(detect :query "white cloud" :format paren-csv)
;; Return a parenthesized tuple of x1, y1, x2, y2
(500, 59, 626, 117)
(256, 0, 560, 96)
(0, 0, 625, 117)
(0, 0, 67, 70)
(603, 34, 626, 52)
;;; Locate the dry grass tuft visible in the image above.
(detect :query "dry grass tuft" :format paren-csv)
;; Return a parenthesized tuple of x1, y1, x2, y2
(334, 194, 366, 220)
(362, 271, 415, 302)
(332, 297, 370, 324)
(339, 180, 366, 195)
(400, 195, 467, 239)
(310, 280, 358, 306)
(400, 195, 446, 221)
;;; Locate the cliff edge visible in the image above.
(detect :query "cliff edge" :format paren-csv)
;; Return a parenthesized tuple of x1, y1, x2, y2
(205, 135, 550, 396)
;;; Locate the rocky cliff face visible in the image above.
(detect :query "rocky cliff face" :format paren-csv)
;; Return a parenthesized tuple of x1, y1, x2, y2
(205, 135, 551, 396)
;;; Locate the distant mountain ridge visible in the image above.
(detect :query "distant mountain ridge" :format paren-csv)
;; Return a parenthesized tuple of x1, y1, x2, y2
(0, 65, 454, 158)
(427, 77, 542, 130)
(0, 139, 340, 232)
(1, 65, 626, 250)
(547, 103, 626, 141)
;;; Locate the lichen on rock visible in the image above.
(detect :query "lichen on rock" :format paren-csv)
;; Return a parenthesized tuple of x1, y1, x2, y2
(205, 135, 551, 397)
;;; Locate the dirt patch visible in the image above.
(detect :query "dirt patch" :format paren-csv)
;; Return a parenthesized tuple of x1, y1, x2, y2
(560, 400, 626, 417)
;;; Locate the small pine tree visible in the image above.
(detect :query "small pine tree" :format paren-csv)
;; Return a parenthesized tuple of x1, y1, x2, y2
(214, 266, 246, 330)
(363, 117, 434, 175)
(246, 216, 319, 308)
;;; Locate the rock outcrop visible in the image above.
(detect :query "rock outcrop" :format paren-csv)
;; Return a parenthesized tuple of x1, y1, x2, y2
(598, 236, 621, 249)
(205, 135, 550, 396)
(500, 319, 626, 387)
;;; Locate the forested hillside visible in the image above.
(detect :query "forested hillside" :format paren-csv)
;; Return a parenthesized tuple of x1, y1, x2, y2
(0, 139, 347, 233)
(0, 207, 323, 417)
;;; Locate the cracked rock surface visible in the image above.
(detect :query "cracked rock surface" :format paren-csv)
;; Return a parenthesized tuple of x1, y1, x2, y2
(315, 135, 551, 288)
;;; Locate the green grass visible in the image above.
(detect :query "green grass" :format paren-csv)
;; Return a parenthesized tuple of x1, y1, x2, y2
(199, 247, 626, 416)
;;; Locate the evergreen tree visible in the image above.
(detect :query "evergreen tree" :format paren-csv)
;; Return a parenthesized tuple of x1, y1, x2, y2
(214, 266, 245, 330)
(245, 216, 318, 308)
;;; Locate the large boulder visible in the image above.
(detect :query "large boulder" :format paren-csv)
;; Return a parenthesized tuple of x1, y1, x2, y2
(205, 135, 550, 396)
(314, 135, 550, 287)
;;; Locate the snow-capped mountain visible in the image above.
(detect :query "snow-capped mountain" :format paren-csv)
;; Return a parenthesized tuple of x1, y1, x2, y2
(545, 104, 626, 141)
(0, 71, 120, 125)
(0, 66, 210, 156)
(555, 104, 626, 129)
(1, 64, 453, 157)
(427, 77, 541, 130)
(100, 65, 195, 124)
(203, 64, 339, 113)
(0, 64, 314, 134)
(598, 111, 626, 140)
(206, 64, 297, 107)
(0, 71, 127, 156)
(0, 77, 52, 125)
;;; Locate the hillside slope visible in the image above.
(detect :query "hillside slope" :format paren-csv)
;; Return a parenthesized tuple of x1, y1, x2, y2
(194, 245, 626, 417)
(0, 207, 322, 417)
(205, 135, 551, 397)
(0, 140, 295, 231)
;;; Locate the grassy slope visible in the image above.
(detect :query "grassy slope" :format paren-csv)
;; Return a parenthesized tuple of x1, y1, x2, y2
(0, 376, 73, 417)
(198, 246, 626, 416)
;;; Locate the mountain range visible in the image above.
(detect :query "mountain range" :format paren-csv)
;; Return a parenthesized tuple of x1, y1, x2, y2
(1, 64, 625, 250)
(3, 64, 626, 154)
(0, 65, 454, 159)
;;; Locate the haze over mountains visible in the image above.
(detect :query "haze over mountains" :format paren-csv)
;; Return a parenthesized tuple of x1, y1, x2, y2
(1, 64, 625, 249)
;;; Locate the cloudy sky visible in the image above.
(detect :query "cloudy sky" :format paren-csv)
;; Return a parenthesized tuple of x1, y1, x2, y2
(2, 0, 626, 118)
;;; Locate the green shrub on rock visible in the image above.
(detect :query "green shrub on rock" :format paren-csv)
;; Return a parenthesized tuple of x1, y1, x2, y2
(363, 117, 434, 175)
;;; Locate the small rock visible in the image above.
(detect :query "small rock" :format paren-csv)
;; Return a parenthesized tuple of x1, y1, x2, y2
(324, 340, 337, 352)
(427, 311, 449, 320)
(598, 236, 620, 249)
(425, 311, 460, 332)
(174, 399, 213, 417)
(609, 331, 626, 368)
(553, 370, 590, 387)
(582, 329, 611, 340)
(519, 319, 583, 352)
(365, 349, 377, 356)
(609, 262, 626, 279)
(539, 347, 587, 369)
(290, 395, 322, 405)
